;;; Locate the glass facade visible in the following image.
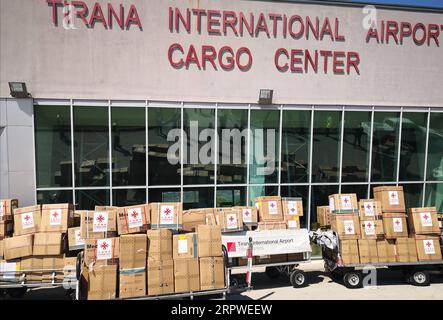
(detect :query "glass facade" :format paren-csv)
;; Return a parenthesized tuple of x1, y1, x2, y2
(34, 102, 443, 230)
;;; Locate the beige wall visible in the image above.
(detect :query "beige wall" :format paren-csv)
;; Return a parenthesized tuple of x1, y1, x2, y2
(0, 0, 442, 106)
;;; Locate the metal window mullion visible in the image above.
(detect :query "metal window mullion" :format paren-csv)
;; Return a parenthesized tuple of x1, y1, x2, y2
(338, 106, 345, 194)
(367, 107, 375, 198)
(277, 105, 283, 196)
(246, 105, 251, 205)
(108, 100, 113, 206)
(145, 101, 149, 203)
(307, 106, 314, 230)
(70, 99, 76, 207)
(395, 108, 404, 185)
(422, 108, 431, 207)
(214, 103, 218, 208)
(180, 102, 184, 203)
(31, 101, 37, 204)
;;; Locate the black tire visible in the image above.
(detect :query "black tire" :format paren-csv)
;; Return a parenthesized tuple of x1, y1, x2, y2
(290, 270, 307, 288)
(7, 287, 28, 299)
(76, 251, 83, 281)
(265, 267, 280, 279)
(230, 275, 245, 288)
(409, 270, 431, 287)
(343, 272, 363, 289)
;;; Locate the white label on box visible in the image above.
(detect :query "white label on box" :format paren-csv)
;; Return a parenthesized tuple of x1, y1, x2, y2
(21, 212, 34, 229)
(268, 201, 278, 215)
(0, 201, 4, 217)
(96, 239, 113, 260)
(364, 202, 375, 217)
(364, 221, 375, 235)
(420, 212, 433, 227)
(439, 220, 442, 229)
(75, 229, 85, 246)
(287, 201, 298, 215)
(329, 197, 335, 212)
(49, 209, 62, 226)
(255, 202, 259, 210)
(344, 220, 355, 235)
(388, 191, 399, 205)
(242, 209, 252, 223)
(178, 239, 188, 254)
(341, 195, 352, 209)
(423, 240, 435, 255)
(226, 213, 238, 229)
(127, 207, 143, 228)
(0, 262, 18, 279)
(288, 219, 298, 229)
(160, 205, 174, 224)
(393, 218, 403, 232)
(93, 211, 109, 232)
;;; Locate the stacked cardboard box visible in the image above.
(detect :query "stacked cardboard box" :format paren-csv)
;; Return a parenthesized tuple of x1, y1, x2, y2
(119, 234, 147, 298)
(255, 196, 284, 222)
(215, 208, 244, 232)
(150, 202, 182, 230)
(358, 199, 384, 240)
(282, 197, 303, 230)
(316, 206, 331, 227)
(147, 229, 174, 295)
(234, 206, 258, 230)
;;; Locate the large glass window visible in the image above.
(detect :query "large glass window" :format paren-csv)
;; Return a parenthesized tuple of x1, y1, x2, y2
(112, 108, 146, 186)
(400, 183, 424, 208)
(74, 107, 109, 187)
(217, 109, 248, 184)
(148, 108, 181, 186)
(427, 113, 443, 181)
(342, 111, 371, 182)
(281, 185, 309, 228)
(113, 189, 146, 206)
(148, 188, 181, 203)
(371, 112, 400, 182)
(312, 111, 341, 183)
(248, 185, 278, 206)
(281, 110, 310, 183)
(341, 184, 368, 200)
(76, 190, 110, 210)
(424, 183, 443, 212)
(399, 113, 427, 181)
(35, 106, 72, 188)
(183, 109, 216, 185)
(216, 186, 246, 207)
(183, 187, 214, 209)
(37, 190, 73, 205)
(249, 110, 280, 184)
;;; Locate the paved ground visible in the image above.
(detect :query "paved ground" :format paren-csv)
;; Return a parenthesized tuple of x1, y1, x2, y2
(1, 260, 443, 300)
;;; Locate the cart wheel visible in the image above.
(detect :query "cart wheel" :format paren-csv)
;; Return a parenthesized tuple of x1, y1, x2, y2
(265, 267, 280, 279)
(343, 272, 363, 289)
(230, 275, 245, 288)
(290, 270, 307, 288)
(0, 289, 6, 298)
(409, 270, 431, 287)
(7, 287, 28, 299)
(76, 251, 84, 281)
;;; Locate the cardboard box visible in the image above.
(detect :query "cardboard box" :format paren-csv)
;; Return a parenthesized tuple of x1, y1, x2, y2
(360, 219, 384, 240)
(383, 213, 408, 239)
(33, 232, 62, 256)
(233, 206, 258, 226)
(415, 235, 443, 261)
(173, 233, 198, 260)
(85, 264, 117, 300)
(73, 211, 82, 227)
(174, 258, 200, 293)
(339, 239, 360, 265)
(120, 234, 147, 270)
(84, 238, 120, 267)
(64, 257, 77, 282)
(120, 271, 146, 298)
(286, 216, 301, 230)
(147, 258, 174, 296)
(329, 194, 358, 212)
(256, 196, 284, 222)
(317, 206, 331, 227)
(0, 199, 18, 221)
(376, 239, 396, 263)
(68, 227, 85, 251)
(215, 208, 243, 232)
(407, 207, 440, 235)
(20, 257, 43, 282)
(117, 205, 150, 235)
(373, 186, 406, 213)
(42, 255, 65, 282)
(330, 214, 361, 240)
(4, 234, 33, 260)
(0, 220, 13, 239)
(257, 221, 287, 231)
(41, 203, 74, 233)
(197, 225, 222, 258)
(358, 199, 382, 219)
(81, 210, 118, 239)
(395, 238, 418, 263)
(13, 205, 42, 236)
(199, 257, 225, 290)
(182, 208, 215, 232)
(150, 202, 182, 230)
(282, 197, 304, 217)
(0, 240, 3, 258)
(358, 239, 378, 264)
(147, 229, 172, 260)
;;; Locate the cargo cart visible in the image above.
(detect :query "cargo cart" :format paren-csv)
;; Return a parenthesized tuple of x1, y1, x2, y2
(222, 229, 312, 288)
(313, 230, 443, 289)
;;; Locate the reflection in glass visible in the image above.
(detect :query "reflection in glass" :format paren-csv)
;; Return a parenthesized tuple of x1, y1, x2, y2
(148, 188, 181, 203)
(312, 111, 341, 183)
(281, 110, 310, 183)
(37, 190, 73, 205)
(427, 113, 443, 181)
(113, 189, 146, 206)
(217, 109, 248, 184)
(248, 185, 278, 206)
(183, 109, 216, 185)
(216, 187, 246, 207)
(249, 110, 280, 184)
(76, 190, 110, 210)
(112, 108, 146, 186)
(35, 106, 72, 188)
(341, 185, 368, 200)
(399, 113, 427, 181)
(148, 108, 181, 186)
(400, 184, 423, 208)
(74, 107, 109, 187)
(342, 112, 371, 182)
(424, 183, 443, 212)
(371, 112, 400, 182)
(280, 186, 309, 228)
(183, 187, 214, 209)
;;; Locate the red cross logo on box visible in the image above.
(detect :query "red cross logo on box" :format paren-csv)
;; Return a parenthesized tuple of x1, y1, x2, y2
(97, 215, 105, 223)
(366, 204, 372, 210)
(24, 215, 30, 221)
(131, 210, 139, 219)
(367, 222, 372, 228)
(426, 241, 432, 248)
(164, 208, 171, 216)
(244, 210, 250, 216)
(229, 216, 235, 222)
(100, 242, 109, 250)
(52, 212, 59, 218)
